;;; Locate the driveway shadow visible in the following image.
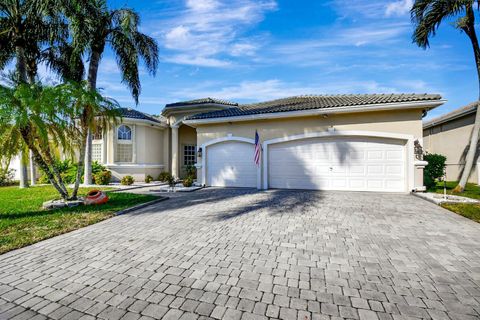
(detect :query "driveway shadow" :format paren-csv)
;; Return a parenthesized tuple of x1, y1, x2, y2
(133, 187, 325, 221)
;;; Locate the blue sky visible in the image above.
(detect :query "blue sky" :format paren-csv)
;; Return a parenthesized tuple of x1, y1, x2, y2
(49, 0, 480, 118)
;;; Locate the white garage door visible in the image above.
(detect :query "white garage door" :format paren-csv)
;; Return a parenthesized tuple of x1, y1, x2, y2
(206, 141, 257, 188)
(268, 137, 406, 192)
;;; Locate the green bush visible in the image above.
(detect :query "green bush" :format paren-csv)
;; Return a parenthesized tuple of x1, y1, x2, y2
(182, 176, 193, 187)
(166, 174, 176, 188)
(184, 165, 197, 179)
(39, 160, 106, 184)
(158, 171, 172, 182)
(121, 175, 135, 186)
(145, 175, 153, 183)
(94, 171, 112, 185)
(0, 169, 15, 186)
(424, 153, 447, 189)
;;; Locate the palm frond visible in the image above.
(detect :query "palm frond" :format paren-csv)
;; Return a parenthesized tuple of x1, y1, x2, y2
(109, 27, 140, 104)
(411, 0, 471, 48)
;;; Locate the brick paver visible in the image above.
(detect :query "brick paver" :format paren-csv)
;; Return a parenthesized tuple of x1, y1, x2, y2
(1, 188, 480, 319)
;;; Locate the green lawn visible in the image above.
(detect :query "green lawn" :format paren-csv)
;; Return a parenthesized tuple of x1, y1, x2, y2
(428, 181, 480, 199)
(0, 186, 158, 254)
(428, 181, 480, 223)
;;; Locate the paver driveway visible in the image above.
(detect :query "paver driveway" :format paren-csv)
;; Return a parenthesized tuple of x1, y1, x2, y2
(1, 189, 480, 320)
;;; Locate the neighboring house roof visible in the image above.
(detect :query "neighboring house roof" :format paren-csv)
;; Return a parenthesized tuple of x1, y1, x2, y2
(423, 102, 478, 129)
(165, 97, 239, 108)
(186, 93, 443, 120)
(118, 108, 164, 124)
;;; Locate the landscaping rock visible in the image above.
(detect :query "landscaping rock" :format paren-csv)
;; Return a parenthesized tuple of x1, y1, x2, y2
(42, 199, 84, 210)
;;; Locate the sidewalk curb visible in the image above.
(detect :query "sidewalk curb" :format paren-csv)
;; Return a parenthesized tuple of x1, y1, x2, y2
(411, 192, 438, 205)
(115, 197, 169, 216)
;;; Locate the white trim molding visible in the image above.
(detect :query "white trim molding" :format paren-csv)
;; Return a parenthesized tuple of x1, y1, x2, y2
(105, 164, 165, 169)
(201, 136, 261, 189)
(262, 130, 415, 193)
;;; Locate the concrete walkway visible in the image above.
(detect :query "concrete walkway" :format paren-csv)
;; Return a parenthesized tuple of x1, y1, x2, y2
(1, 188, 480, 320)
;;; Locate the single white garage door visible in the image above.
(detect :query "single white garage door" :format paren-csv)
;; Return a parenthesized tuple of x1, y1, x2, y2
(206, 141, 257, 188)
(268, 137, 406, 192)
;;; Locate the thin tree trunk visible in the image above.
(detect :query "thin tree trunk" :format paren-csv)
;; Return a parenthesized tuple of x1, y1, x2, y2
(41, 144, 69, 195)
(455, 6, 480, 192)
(83, 48, 102, 185)
(71, 131, 87, 200)
(18, 151, 29, 188)
(29, 150, 36, 186)
(20, 130, 69, 199)
(16, 46, 29, 189)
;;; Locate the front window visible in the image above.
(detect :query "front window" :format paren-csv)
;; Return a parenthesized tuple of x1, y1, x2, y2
(115, 125, 133, 163)
(92, 126, 103, 140)
(92, 143, 103, 163)
(92, 126, 103, 163)
(117, 125, 132, 140)
(184, 145, 196, 166)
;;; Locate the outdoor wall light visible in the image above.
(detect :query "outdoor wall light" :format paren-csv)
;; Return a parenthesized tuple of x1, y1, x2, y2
(197, 147, 203, 158)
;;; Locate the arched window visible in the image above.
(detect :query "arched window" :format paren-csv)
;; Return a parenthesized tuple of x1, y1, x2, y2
(115, 125, 134, 163)
(117, 125, 132, 140)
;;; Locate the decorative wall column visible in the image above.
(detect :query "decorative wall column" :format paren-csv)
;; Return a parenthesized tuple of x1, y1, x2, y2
(171, 125, 179, 178)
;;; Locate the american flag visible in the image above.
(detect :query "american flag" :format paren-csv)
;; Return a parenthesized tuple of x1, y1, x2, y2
(254, 130, 261, 166)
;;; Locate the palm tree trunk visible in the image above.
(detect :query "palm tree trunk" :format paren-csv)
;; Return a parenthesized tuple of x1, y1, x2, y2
(16, 46, 29, 189)
(41, 145, 69, 195)
(71, 131, 87, 200)
(29, 150, 36, 186)
(31, 147, 69, 200)
(20, 129, 69, 200)
(455, 6, 480, 192)
(83, 48, 102, 185)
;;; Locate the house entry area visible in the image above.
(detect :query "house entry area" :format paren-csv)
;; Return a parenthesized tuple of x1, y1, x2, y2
(174, 124, 197, 179)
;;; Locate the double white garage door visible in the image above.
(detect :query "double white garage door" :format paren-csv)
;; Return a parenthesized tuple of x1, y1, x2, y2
(206, 137, 406, 192)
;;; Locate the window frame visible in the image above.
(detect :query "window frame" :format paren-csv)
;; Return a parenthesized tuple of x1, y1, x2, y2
(115, 124, 135, 163)
(183, 144, 196, 166)
(117, 125, 132, 143)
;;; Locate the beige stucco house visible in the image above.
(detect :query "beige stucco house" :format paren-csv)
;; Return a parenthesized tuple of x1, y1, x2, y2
(88, 93, 444, 193)
(423, 102, 479, 184)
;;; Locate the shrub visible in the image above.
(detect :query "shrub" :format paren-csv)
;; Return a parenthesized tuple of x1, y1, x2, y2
(184, 165, 197, 179)
(38, 174, 50, 184)
(424, 153, 447, 190)
(183, 176, 193, 187)
(121, 175, 135, 186)
(158, 171, 172, 182)
(145, 175, 153, 183)
(39, 160, 107, 184)
(166, 174, 176, 188)
(94, 170, 112, 185)
(0, 169, 15, 186)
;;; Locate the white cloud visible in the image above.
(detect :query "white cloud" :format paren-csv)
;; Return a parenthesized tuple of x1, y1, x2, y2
(186, 0, 219, 12)
(385, 0, 413, 17)
(163, 55, 232, 68)
(264, 23, 409, 67)
(158, 0, 277, 67)
(171, 79, 401, 102)
(230, 43, 258, 57)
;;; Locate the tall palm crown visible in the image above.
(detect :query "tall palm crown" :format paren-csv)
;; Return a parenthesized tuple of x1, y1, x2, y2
(411, 0, 478, 48)
(75, 0, 159, 103)
(0, 0, 65, 82)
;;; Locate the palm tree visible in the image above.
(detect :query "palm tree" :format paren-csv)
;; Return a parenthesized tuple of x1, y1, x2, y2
(0, 0, 64, 188)
(412, 1, 480, 192)
(66, 0, 159, 184)
(0, 81, 119, 200)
